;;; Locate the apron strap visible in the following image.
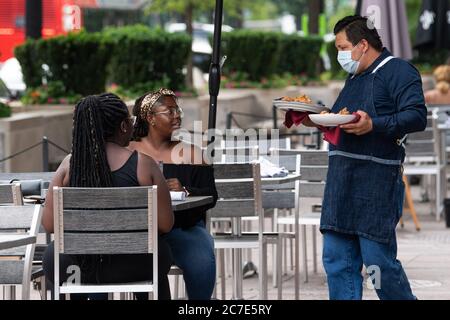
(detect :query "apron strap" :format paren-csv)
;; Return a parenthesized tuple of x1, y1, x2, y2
(372, 56, 395, 74)
(371, 56, 407, 149)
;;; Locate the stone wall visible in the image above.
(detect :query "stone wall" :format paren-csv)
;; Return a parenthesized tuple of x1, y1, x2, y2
(0, 107, 73, 172)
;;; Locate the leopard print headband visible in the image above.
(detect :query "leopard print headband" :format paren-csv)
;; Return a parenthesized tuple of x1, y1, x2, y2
(139, 88, 177, 119)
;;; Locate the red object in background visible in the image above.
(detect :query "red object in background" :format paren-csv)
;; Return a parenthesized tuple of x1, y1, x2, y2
(0, 0, 85, 62)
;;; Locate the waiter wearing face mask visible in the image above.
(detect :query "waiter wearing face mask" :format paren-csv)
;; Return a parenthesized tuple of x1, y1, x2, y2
(309, 15, 427, 300)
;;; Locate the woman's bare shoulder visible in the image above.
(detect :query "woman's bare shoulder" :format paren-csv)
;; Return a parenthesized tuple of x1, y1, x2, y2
(136, 152, 160, 172)
(52, 154, 71, 186)
(127, 141, 139, 152)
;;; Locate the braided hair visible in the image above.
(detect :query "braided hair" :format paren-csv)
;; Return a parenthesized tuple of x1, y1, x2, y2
(69, 93, 129, 187)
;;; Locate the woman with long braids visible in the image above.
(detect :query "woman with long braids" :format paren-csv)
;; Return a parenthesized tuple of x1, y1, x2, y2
(42, 93, 174, 299)
(129, 88, 218, 300)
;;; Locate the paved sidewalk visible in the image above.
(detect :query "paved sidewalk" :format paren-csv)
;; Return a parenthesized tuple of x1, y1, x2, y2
(213, 186, 450, 300)
(6, 187, 449, 301)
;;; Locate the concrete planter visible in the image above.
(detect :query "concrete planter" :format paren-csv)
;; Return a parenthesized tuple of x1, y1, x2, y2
(0, 107, 73, 172)
(10, 103, 74, 114)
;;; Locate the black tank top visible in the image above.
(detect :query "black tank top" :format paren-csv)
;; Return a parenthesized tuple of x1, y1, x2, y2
(111, 151, 139, 187)
(110, 152, 218, 230)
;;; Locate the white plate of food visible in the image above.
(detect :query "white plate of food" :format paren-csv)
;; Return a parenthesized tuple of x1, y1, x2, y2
(273, 95, 330, 114)
(309, 108, 356, 127)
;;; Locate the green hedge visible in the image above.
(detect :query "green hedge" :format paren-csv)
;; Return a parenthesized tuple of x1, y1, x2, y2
(14, 25, 191, 97)
(0, 102, 12, 118)
(15, 31, 110, 96)
(14, 40, 43, 88)
(221, 31, 282, 81)
(103, 25, 191, 90)
(278, 35, 323, 77)
(326, 41, 340, 76)
(221, 31, 323, 81)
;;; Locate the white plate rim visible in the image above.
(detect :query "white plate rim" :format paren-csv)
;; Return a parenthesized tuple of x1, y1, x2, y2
(309, 114, 356, 127)
(275, 104, 330, 113)
(273, 100, 326, 109)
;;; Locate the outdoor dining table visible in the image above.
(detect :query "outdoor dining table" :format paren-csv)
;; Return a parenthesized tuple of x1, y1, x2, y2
(438, 124, 450, 131)
(0, 234, 36, 250)
(172, 196, 213, 211)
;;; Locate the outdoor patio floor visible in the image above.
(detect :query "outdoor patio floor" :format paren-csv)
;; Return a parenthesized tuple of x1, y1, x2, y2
(212, 184, 450, 300)
(3, 185, 450, 301)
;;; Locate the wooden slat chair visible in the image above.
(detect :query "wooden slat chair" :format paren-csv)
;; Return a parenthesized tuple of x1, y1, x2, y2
(207, 145, 260, 294)
(1, 181, 52, 300)
(52, 186, 158, 300)
(428, 105, 450, 164)
(0, 205, 42, 300)
(0, 182, 23, 298)
(271, 149, 328, 283)
(222, 138, 291, 155)
(0, 182, 48, 299)
(403, 112, 447, 221)
(0, 183, 23, 206)
(261, 154, 301, 300)
(203, 145, 260, 164)
(211, 149, 297, 299)
(209, 163, 268, 300)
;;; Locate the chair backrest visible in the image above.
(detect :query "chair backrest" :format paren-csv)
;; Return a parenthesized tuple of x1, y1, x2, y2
(211, 163, 262, 219)
(0, 205, 42, 297)
(0, 205, 41, 233)
(0, 172, 55, 182)
(53, 186, 158, 255)
(222, 138, 291, 154)
(261, 155, 300, 209)
(0, 183, 23, 205)
(209, 146, 260, 164)
(405, 113, 444, 163)
(263, 154, 300, 173)
(271, 149, 328, 198)
(428, 105, 450, 124)
(270, 149, 329, 165)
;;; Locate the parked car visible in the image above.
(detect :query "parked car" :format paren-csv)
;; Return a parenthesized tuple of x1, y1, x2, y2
(166, 22, 233, 73)
(0, 78, 12, 104)
(0, 58, 26, 98)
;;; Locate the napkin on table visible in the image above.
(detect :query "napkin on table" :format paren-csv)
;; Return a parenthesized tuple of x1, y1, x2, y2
(170, 191, 187, 201)
(253, 157, 289, 178)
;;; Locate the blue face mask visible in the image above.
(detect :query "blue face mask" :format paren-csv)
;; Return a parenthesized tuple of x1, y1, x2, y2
(337, 43, 365, 74)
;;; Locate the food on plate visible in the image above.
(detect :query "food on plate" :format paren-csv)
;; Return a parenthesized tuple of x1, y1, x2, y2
(338, 107, 350, 115)
(281, 94, 313, 104)
(319, 107, 350, 115)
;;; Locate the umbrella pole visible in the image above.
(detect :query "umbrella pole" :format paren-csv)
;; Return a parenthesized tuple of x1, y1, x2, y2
(208, 0, 224, 147)
(355, 0, 362, 15)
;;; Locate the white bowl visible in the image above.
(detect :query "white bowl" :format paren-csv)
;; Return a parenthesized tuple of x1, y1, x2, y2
(309, 114, 356, 127)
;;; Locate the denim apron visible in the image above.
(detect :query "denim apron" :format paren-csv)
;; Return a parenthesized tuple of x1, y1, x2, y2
(321, 56, 405, 244)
